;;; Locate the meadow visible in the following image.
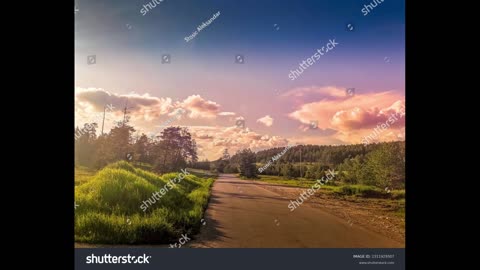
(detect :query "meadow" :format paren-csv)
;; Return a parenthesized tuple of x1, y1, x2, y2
(258, 175, 405, 199)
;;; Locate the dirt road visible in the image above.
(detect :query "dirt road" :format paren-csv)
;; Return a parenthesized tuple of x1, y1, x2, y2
(189, 174, 403, 248)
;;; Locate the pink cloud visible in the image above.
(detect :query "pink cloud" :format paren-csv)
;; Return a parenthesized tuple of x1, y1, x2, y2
(179, 95, 220, 119)
(257, 115, 274, 127)
(289, 87, 404, 129)
(288, 86, 405, 144)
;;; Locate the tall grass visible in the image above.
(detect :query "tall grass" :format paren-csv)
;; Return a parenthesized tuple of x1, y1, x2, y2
(75, 161, 214, 244)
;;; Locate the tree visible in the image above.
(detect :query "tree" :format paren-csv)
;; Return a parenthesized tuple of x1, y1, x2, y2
(106, 122, 135, 161)
(74, 123, 98, 167)
(237, 148, 257, 178)
(280, 163, 298, 179)
(133, 134, 150, 163)
(363, 143, 405, 188)
(222, 148, 231, 160)
(152, 127, 198, 173)
(91, 121, 135, 169)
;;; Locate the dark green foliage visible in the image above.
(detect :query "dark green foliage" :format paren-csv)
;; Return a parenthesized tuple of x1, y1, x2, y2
(74, 121, 198, 174)
(237, 149, 258, 178)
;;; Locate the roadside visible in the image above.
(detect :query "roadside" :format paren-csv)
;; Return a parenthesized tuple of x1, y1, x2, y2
(251, 179, 405, 244)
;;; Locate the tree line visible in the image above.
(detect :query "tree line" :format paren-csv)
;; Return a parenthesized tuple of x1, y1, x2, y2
(75, 119, 405, 189)
(74, 121, 198, 174)
(199, 141, 405, 189)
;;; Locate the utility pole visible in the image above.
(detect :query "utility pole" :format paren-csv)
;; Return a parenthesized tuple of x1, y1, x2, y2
(122, 99, 133, 126)
(101, 104, 106, 135)
(300, 146, 302, 178)
(123, 99, 128, 126)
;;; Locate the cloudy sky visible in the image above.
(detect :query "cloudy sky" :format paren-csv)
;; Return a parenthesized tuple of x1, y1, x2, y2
(75, 0, 405, 160)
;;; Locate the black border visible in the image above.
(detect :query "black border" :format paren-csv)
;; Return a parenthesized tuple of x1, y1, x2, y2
(19, 0, 439, 268)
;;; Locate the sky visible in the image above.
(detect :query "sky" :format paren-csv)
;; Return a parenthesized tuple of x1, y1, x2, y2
(75, 0, 405, 160)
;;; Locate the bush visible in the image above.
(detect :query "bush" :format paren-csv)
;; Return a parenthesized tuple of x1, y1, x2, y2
(336, 185, 385, 198)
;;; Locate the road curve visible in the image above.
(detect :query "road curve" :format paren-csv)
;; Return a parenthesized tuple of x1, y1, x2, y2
(190, 174, 403, 248)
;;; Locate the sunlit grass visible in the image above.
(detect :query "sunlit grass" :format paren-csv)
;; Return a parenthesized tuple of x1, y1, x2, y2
(258, 175, 405, 199)
(75, 161, 214, 244)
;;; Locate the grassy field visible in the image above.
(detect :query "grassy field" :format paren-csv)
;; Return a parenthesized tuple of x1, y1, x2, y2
(74, 161, 215, 244)
(258, 175, 405, 199)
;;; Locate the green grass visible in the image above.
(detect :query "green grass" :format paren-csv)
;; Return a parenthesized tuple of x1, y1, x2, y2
(75, 161, 214, 244)
(75, 166, 96, 186)
(259, 175, 336, 189)
(186, 168, 219, 179)
(258, 175, 404, 199)
(131, 162, 153, 171)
